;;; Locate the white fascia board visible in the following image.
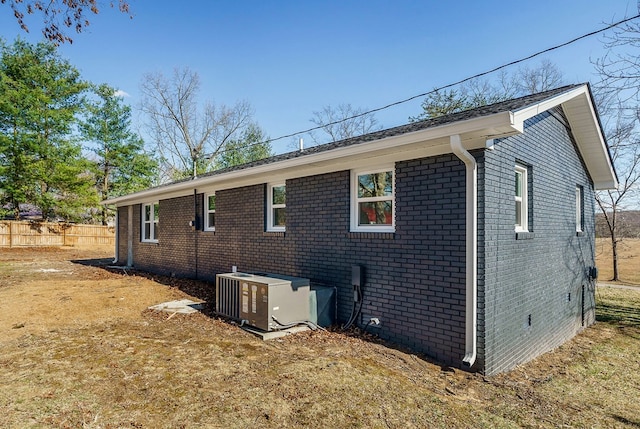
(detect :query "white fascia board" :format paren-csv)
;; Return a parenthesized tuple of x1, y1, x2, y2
(103, 183, 199, 206)
(511, 85, 588, 129)
(511, 84, 617, 190)
(594, 180, 619, 191)
(103, 111, 517, 207)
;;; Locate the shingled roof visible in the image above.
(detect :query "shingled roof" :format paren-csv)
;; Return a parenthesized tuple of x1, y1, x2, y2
(194, 83, 585, 179)
(104, 83, 616, 206)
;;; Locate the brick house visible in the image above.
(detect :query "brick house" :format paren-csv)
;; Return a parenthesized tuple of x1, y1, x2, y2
(104, 84, 617, 375)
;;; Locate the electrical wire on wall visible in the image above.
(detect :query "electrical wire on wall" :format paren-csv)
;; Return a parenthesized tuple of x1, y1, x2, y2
(343, 281, 363, 330)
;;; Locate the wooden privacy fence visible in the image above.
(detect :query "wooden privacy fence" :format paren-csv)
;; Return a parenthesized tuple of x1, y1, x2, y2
(0, 221, 115, 247)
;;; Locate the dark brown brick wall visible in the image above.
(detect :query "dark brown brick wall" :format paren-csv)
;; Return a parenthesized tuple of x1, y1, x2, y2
(118, 155, 469, 368)
(115, 108, 598, 373)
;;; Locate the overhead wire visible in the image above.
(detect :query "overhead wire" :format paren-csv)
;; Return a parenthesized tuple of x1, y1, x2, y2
(212, 13, 640, 157)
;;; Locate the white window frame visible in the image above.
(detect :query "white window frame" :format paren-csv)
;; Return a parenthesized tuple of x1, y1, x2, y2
(515, 165, 528, 232)
(576, 186, 583, 233)
(267, 183, 286, 232)
(351, 166, 395, 233)
(204, 192, 216, 232)
(141, 201, 159, 243)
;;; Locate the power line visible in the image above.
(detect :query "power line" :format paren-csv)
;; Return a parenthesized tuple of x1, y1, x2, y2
(218, 13, 640, 155)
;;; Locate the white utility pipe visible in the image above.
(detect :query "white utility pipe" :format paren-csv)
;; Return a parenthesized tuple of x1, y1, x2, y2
(450, 134, 478, 368)
(127, 205, 133, 267)
(112, 208, 119, 264)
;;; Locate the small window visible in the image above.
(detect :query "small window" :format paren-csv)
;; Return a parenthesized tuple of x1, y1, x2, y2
(142, 202, 159, 242)
(351, 167, 395, 232)
(576, 186, 584, 233)
(267, 183, 286, 232)
(205, 193, 216, 231)
(515, 165, 528, 232)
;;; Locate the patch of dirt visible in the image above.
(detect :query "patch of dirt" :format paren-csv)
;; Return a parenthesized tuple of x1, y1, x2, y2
(0, 246, 193, 341)
(0, 247, 639, 428)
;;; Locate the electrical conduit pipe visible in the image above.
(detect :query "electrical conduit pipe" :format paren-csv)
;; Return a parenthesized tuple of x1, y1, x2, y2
(112, 210, 119, 264)
(450, 134, 477, 368)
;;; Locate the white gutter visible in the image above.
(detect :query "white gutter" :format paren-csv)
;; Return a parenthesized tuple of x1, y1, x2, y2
(450, 134, 477, 368)
(103, 84, 617, 208)
(103, 111, 514, 207)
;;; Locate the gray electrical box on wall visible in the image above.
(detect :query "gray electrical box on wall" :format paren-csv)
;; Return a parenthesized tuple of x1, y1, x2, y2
(217, 272, 310, 331)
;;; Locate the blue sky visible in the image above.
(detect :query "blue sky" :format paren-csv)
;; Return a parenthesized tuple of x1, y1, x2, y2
(0, 1, 637, 154)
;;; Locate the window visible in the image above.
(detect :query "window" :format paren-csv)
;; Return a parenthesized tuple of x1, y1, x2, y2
(351, 167, 395, 232)
(576, 186, 584, 233)
(515, 165, 528, 232)
(267, 183, 286, 231)
(205, 193, 216, 231)
(142, 202, 159, 242)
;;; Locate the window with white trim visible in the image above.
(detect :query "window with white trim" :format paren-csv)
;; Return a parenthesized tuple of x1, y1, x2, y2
(576, 186, 584, 233)
(205, 193, 216, 231)
(515, 165, 528, 232)
(267, 183, 286, 231)
(351, 167, 395, 232)
(142, 202, 159, 242)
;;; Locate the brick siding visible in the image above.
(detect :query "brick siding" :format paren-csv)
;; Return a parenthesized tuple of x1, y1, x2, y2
(479, 107, 596, 375)
(115, 107, 597, 374)
(118, 155, 468, 368)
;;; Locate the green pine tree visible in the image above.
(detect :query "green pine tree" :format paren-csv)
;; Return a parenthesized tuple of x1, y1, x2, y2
(216, 123, 272, 170)
(0, 38, 97, 222)
(81, 83, 158, 224)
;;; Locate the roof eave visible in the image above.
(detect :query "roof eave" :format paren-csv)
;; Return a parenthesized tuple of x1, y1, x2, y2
(103, 111, 517, 206)
(103, 84, 619, 206)
(512, 84, 618, 190)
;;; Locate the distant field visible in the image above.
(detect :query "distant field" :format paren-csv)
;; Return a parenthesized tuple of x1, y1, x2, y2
(596, 210, 640, 239)
(595, 238, 640, 285)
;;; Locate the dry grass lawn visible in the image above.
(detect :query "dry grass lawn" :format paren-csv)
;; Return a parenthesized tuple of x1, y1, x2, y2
(595, 237, 640, 284)
(0, 247, 639, 428)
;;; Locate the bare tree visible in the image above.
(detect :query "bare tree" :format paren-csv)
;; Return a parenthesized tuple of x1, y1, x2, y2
(514, 59, 565, 94)
(466, 71, 519, 106)
(308, 103, 381, 145)
(139, 67, 253, 181)
(594, 18, 640, 105)
(595, 109, 640, 281)
(1, 0, 132, 44)
(591, 18, 640, 281)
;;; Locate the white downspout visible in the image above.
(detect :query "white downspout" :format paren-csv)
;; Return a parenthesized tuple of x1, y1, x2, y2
(127, 205, 133, 267)
(450, 134, 477, 368)
(112, 208, 119, 264)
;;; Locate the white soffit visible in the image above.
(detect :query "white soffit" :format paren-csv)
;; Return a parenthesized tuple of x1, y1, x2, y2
(562, 93, 618, 190)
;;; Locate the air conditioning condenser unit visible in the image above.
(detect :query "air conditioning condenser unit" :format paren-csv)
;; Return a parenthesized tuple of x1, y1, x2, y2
(215, 272, 310, 331)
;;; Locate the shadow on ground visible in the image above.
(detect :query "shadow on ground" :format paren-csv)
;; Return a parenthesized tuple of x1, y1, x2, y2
(596, 302, 640, 326)
(70, 259, 217, 314)
(68, 258, 456, 373)
(70, 258, 114, 268)
(612, 415, 640, 428)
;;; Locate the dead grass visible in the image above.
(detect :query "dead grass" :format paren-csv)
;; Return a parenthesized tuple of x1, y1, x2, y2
(595, 237, 640, 284)
(0, 247, 639, 428)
